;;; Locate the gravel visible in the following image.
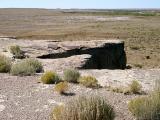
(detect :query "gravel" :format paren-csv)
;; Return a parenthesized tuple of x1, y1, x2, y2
(0, 72, 156, 120)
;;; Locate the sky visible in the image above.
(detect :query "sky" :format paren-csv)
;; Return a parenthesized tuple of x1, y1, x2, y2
(0, 0, 159, 9)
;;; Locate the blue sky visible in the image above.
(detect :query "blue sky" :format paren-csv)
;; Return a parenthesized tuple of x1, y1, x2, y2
(0, 0, 159, 9)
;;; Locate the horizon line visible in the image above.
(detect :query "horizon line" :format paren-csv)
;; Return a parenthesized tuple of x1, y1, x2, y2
(0, 7, 160, 10)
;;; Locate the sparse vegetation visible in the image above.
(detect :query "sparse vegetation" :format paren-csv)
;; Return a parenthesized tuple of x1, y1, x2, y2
(79, 76, 99, 88)
(154, 79, 160, 92)
(11, 58, 43, 76)
(0, 9, 160, 68)
(52, 96, 115, 120)
(129, 80, 142, 94)
(52, 105, 64, 120)
(0, 55, 12, 73)
(128, 92, 160, 120)
(128, 79, 160, 120)
(41, 71, 60, 84)
(111, 87, 124, 93)
(54, 82, 68, 94)
(106, 81, 142, 95)
(24, 58, 43, 73)
(11, 62, 35, 76)
(63, 69, 80, 83)
(10, 45, 25, 59)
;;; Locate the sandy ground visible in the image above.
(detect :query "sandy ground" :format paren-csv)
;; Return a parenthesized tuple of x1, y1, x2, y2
(0, 38, 160, 120)
(0, 68, 160, 120)
(0, 73, 135, 120)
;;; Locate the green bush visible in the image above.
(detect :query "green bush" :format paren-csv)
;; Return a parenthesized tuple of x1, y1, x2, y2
(11, 58, 43, 76)
(24, 58, 43, 73)
(63, 69, 80, 83)
(79, 76, 98, 88)
(128, 92, 160, 120)
(0, 55, 12, 73)
(129, 80, 142, 94)
(54, 82, 68, 94)
(10, 45, 25, 59)
(52, 96, 115, 120)
(41, 71, 60, 84)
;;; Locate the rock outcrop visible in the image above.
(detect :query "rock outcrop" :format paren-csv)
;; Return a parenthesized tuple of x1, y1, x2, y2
(0, 38, 127, 70)
(36, 40, 127, 69)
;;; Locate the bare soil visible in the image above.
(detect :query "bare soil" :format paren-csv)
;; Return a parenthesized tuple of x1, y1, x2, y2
(0, 9, 160, 120)
(0, 62, 159, 120)
(0, 8, 160, 68)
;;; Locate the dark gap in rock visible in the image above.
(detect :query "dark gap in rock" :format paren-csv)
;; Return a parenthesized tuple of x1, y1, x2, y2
(37, 43, 127, 69)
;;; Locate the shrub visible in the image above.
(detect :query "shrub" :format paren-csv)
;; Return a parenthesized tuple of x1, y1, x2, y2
(41, 71, 60, 84)
(79, 76, 98, 88)
(129, 80, 142, 94)
(54, 82, 68, 94)
(11, 58, 43, 76)
(63, 69, 80, 83)
(10, 45, 25, 59)
(52, 105, 64, 120)
(52, 96, 115, 120)
(128, 92, 160, 120)
(128, 97, 150, 119)
(0, 55, 12, 73)
(24, 58, 43, 73)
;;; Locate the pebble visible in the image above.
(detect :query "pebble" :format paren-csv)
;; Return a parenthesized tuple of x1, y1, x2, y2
(48, 99, 56, 104)
(0, 105, 5, 112)
(0, 99, 5, 103)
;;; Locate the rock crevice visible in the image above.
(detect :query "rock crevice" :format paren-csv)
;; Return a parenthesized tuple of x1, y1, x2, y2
(36, 40, 127, 69)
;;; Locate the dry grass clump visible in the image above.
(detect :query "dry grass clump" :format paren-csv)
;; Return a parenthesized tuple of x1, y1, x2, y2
(79, 76, 99, 88)
(0, 55, 12, 73)
(154, 79, 160, 92)
(128, 80, 160, 120)
(106, 80, 142, 95)
(11, 58, 43, 76)
(41, 71, 60, 84)
(128, 92, 160, 120)
(63, 69, 80, 83)
(24, 58, 43, 73)
(52, 96, 115, 120)
(10, 45, 25, 59)
(129, 80, 142, 94)
(54, 82, 68, 94)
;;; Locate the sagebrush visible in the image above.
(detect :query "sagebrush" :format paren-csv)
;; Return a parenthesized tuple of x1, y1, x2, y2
(54, 82, 68, 94)
(52, 96, 115, 120)
(10, 45, 25, 59)
(128, 92, 160, 120)
(79, 76, 98, 88)
(129, 80, 142, 94)
(11, 58, 43, 76)
(63, 69, 80, 83)
(0, 55, 12, 73)
(41, 71, 60, 84)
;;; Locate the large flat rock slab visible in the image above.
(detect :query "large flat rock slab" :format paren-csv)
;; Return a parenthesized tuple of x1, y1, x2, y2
(0, 38, 126, 69)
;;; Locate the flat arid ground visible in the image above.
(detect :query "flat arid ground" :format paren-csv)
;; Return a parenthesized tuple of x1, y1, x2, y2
(0, 9, 160, 68)
(0, 9, 160, 120)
